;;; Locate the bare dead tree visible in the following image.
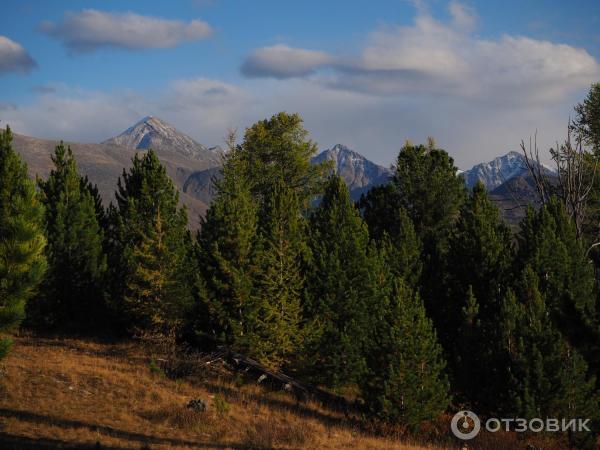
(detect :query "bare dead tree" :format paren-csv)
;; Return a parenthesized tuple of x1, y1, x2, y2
(520, 131, 553, 206)
(520, 123, 599, 252)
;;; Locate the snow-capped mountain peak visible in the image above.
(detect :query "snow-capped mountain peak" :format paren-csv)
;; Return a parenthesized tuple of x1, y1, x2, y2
(461, 151, 529, 190)
(103, 116, 221, 164)
(312, 144, 393, 197)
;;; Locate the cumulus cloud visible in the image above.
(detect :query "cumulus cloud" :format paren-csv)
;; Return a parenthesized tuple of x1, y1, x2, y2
(334, 8, 600, 104)
(242, 3, 600, 107)
(6, 2, 600, 169)
(240, 44, 334, 79)
(40, 10, 212, 53)
(0, 36, 37, 75)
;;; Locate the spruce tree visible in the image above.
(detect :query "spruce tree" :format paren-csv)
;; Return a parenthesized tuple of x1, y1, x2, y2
(306, 175, 387, 386)
(28, 143, 107, 331)
(109, 150, 194, 336)
(360, 279, 450, 428)
(0, 127, 46, 359)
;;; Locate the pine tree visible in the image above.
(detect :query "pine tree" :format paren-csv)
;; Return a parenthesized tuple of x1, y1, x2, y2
(573, 82, 600, 155)
(306, 175, 387, 386)
(360, 279, 450, 428)
(507, 267, 599, 444)
(109, 150, 194, 335)
(196, 152, 261, 349)
(0, 127, 46, 359)
(517, 199, 595, 356)
(390, 140, 467, 329)
(445, 182, 514, 409)
(359, 184, 422, 287)
(28, 143, 107, 331)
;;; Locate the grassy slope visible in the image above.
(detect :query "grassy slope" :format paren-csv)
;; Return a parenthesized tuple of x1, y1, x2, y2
(0, 335, 439, 450)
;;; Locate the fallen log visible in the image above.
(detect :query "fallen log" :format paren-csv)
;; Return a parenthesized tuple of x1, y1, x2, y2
(218, 347, 358, 413)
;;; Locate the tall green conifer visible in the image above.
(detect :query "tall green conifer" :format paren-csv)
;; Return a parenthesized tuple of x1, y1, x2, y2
(0, 127, 46, 359)
(307, 175, 386, 386)
(360, 280, 450, 428)
(29, 144, 106, 331)
(109, 150, 194, 335)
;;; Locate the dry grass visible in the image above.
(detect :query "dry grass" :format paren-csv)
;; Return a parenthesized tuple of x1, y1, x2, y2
(0, 334, 580, 449)
(0, 334, 441, 449)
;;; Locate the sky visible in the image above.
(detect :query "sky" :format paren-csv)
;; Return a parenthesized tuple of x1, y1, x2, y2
(1, 0, 600, 168)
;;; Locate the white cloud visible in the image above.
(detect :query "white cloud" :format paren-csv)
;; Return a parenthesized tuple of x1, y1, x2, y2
(0, 36, 37, 75)
(40, 10, 212, 53)
(6, 2, 599, 169)
(241, 3, 600, 107)
(240, 44, 334, 79)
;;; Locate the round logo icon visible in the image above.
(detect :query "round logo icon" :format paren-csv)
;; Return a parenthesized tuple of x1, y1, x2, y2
(451, 410, 481, 440)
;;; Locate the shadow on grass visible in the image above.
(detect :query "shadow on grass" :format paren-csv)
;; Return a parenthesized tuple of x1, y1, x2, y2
(0, 433, 126, 450)
(0, 408, 280, 450)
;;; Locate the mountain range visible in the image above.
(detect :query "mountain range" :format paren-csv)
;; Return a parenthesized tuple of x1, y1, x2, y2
(11, 116, 545, 228)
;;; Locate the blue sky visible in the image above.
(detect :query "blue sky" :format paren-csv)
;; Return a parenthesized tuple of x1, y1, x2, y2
(2, 0, 600, 167)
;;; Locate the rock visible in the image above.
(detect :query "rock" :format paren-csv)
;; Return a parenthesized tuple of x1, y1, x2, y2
(186, 398, 207, 413)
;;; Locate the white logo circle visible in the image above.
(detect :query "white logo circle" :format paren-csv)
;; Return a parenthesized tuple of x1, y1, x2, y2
(451, 410, 481, 440)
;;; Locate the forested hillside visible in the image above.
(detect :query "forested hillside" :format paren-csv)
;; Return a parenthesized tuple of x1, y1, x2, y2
(3, 85, 600, 449)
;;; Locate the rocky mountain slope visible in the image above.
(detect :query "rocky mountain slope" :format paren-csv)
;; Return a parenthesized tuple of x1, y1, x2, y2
(103, 116, 223, 165)
(311, 144, 393, 199)
(13, 115, 551, 230)
(12, 123, 222, 229)
(460, 151, 529, 190)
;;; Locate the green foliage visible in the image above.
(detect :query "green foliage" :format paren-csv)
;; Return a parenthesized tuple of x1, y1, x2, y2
(445, 182, 514, 408)
(306, 175, 387, 386)
(392, 140, 466, 250)
(391, 140, 467, 333)
(0, 127, 46, 359)
(109, 150, 195, 336)
(360, 280, 450, 428)
(506, 267, 600, 443)
(196, 152, 261, 348)
(197, 117, 318, 369)
(213, 393, 230, 417)
(517, 199, 596, 351)
(235, 112, 329, 208)
(359, 184, 422, 287)
(573, 82, 600, 155)
(28, 143, 107, 331)
(250, 183, 307, 369)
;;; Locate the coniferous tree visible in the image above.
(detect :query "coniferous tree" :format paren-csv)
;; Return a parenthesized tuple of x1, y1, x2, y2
(374, 140, 466, 328)
(359, 184, 422, 287)
(307, 175, 387, 386)
(28, 144, 107, 331)
(235, 112, 329, 209)
(573, 82, 600, 155)
(196, 155, 260, 349)
(109, 150, 194, 336)
(197, 117, 323, 365)
(0, 127, 46, 359)
(517, 199, 595, 355)
(445, 182, 514, 408)
(361, 279, 450, 428)
(507, 267, 599, 445)
(251, 183, 307, 369)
